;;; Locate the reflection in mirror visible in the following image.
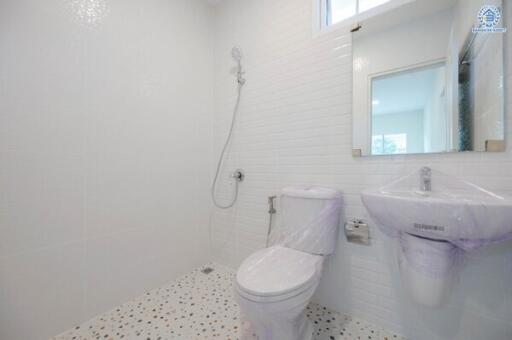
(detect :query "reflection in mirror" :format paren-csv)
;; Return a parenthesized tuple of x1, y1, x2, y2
(371, 62, 447, 155)
(352, 0, 506, 156)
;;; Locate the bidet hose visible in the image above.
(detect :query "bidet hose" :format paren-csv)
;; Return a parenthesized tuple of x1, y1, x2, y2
(265, 212, 274, 247)
(211, 83, 244, 209)
(266, 195, 277, 247)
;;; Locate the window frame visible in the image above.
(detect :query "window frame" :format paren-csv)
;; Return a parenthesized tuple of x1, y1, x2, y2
(314, 0, 414, 36)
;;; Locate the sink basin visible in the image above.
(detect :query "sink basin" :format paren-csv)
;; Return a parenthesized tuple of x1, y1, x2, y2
(361, 169, 512, 249)
(361, 168, 512, 306)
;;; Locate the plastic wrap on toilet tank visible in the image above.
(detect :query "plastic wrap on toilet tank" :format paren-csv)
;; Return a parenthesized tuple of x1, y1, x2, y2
(268, 186, 343, 255)
(236, 186, 342, 340)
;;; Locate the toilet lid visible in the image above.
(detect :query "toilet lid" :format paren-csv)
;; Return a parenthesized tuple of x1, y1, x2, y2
(236, 246, 322, 297)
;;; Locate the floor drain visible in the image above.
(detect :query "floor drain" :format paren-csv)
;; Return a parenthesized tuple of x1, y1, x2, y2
(201, 267, 214, 274)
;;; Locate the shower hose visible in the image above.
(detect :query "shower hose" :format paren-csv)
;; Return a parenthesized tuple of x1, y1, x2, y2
(210, 82, 244, 209)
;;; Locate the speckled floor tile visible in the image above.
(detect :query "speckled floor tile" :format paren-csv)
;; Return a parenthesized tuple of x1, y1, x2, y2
(51, 263, 406, 340)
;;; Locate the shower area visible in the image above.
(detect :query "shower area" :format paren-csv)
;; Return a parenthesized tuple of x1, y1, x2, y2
(0, 0, 215, 338)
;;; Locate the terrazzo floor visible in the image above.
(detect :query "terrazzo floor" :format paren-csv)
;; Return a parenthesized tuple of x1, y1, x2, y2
(52, 263, 406, 340)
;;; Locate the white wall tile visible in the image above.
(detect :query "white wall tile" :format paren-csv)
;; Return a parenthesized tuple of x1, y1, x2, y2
(0, 0, 214, 338)
(0, 152, 85, 257)
(0, 244, 86, 340)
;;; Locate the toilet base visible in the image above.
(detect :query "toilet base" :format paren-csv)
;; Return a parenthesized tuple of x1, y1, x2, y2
(236, 280, 319, 340)
(239, 308, 314, 340)
(304, 319, 314, 340)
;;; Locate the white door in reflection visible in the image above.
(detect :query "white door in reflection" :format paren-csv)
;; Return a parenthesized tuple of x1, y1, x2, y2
(370, 62, 448, 156)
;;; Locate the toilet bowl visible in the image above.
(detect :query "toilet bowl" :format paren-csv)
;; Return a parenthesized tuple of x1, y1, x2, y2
(236, 246, 323, 340)
(235, 186, 342, 340)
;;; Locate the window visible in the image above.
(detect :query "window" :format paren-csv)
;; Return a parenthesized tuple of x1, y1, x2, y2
(372, 134, 407, 155)
(324, 0, 391, 27)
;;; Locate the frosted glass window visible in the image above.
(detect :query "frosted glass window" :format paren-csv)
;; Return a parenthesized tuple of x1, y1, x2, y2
(359, 0, 390, 12)
(328, 0, 357, 25)
(327, 0, 390, 26)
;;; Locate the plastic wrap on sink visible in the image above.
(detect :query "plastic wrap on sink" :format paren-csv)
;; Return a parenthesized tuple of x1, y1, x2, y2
(362, 168, 512, 281)
(361, 168, 512, 250)
(399, 233, 465, 278)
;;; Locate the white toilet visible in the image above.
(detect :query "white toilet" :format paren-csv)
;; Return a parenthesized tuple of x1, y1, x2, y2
(235, 186, 342, 340)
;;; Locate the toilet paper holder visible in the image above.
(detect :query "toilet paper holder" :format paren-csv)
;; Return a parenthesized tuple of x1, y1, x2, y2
(345, 219, 370, 245)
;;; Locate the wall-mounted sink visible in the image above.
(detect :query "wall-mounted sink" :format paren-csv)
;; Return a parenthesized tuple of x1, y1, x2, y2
(361, 167, 512, 249)
(361, 167, 512, 306)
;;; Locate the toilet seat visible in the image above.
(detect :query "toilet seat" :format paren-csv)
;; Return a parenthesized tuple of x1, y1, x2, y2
(236, 246, 323, 302)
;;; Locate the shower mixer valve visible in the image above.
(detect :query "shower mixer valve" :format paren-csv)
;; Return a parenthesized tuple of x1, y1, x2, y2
(231, 169, 245, 182)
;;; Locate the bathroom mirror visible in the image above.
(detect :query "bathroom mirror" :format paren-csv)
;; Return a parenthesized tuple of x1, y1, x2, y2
(352, 0, 506, 156)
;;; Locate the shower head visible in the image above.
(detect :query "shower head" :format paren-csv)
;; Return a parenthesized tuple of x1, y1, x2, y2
(231, 46, 246, 86)
(231, 46, 243, 62)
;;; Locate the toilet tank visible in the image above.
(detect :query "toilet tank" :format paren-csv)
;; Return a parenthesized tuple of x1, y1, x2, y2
(271, 186, 342, 255)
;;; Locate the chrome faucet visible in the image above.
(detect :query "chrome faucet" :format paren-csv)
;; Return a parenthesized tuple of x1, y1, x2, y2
(420, 167, 432, 192)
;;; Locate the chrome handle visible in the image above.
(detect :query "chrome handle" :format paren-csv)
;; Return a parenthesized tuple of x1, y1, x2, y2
(420, 166, 432, 192)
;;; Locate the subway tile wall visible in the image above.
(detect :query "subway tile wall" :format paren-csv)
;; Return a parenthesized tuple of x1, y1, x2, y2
(211, 1, 512, 339)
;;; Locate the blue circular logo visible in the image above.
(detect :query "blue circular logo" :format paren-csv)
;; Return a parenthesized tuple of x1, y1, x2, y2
(478, 6, 501, 28)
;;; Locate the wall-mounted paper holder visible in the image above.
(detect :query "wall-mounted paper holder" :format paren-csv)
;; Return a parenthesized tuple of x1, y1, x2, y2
(345, 219, 370, 245)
